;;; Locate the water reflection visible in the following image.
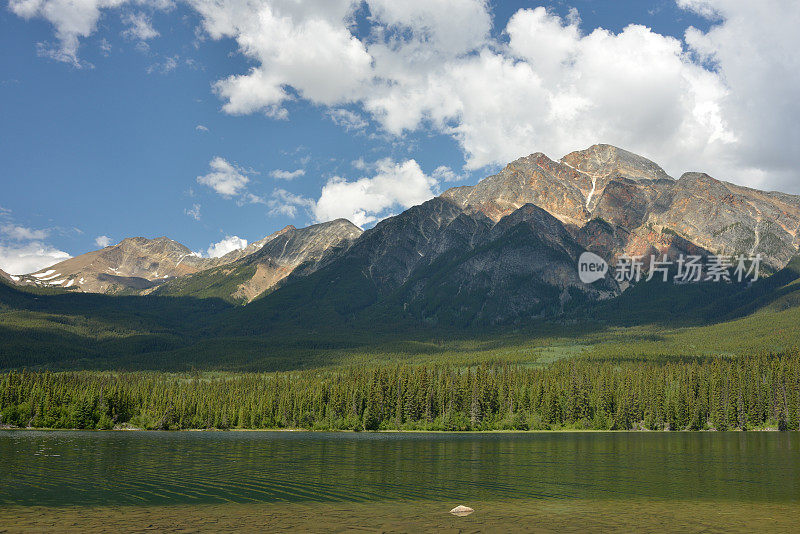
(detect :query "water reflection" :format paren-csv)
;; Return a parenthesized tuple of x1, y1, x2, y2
(0, 431, 798, 507)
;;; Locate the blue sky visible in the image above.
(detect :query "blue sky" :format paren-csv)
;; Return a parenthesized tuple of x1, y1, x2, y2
(0, 0, 797, 274)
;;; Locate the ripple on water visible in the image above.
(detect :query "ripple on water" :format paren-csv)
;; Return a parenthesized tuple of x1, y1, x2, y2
(0, 431, 798, 507)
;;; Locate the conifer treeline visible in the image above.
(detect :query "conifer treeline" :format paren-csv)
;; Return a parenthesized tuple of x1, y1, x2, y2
(2, 351, 799, 431)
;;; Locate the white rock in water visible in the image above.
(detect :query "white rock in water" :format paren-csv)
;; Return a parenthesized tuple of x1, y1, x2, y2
(449, 505, 474, 516)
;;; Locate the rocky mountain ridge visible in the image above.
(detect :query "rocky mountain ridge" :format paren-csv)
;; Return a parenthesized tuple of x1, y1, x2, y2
(6, 144, 799, 323)
(443, 144, 800, 272)
(247, 195, 619, 326)
(14, 236, 209, 293)
(13, 220, 362, 301)
(151, 219, 362, 303)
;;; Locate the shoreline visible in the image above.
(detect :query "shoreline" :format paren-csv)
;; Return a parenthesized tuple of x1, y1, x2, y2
(0, 426, 788, 433)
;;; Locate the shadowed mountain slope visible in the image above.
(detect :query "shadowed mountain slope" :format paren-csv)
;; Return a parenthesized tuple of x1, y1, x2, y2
(151, 219, 362, 303)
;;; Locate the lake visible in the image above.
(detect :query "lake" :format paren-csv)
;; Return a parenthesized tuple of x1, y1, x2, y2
(1, 431, 798, 532)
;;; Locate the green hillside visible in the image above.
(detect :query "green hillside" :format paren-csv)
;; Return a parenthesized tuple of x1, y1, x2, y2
(1, 256, 799, 372)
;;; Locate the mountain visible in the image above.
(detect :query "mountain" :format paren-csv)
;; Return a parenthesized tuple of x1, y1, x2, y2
(0, 268, 13, 283)
(442, 144, 800, 271)
(14, 236, 212, 293)
(4, 143, 800, 370)
(239, 143, 799, 327)
(388, 202, 618, 324)
(11, 221, 361, 298)
(151, 219, 362, 303)
(236, 197, 618, 328)
(6, 143, 799, 325)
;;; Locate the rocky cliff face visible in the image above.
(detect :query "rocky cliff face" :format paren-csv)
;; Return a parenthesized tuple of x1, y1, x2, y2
(152, 219, 363, 303)
(393, 203, 618, 323)
(641, 173, 800, 269)
(443, 144, 800, 271)
(206, 225, 298, 268)
(263, 196, 618, 325)
(441, 152, 592, 226)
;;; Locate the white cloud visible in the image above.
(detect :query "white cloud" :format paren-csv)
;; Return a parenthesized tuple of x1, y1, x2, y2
(206, 235, 247, 258)
(327, 108, 367, 131)
(185, 203, 201, 220)
(121, 11, 158, 41)
(10, 1, 800, 191)
(147, 54, 179, 74)
(8, 0, 176, 66)
(188, 1, 798, 190)
(9, 0, 126, 66)
(197, 156, 250, 197)
(0, 242, 70, 275)
(94, 235, 112, 247)
(366, 0, 491, 58)
(195, 124, 209, 132)
(144, 0, 174, 11)
(241, 193, 265, 205)
(677, 0, 800, 190)
(264, 159, 439, 226)
(313, 158, 438, 227)
(431, 165, 466, 183)
(99, 37, 112, 55)
(1, 224, 49, 240)
(268, 189, 315, 218)
(192, 0, 372, 116)
(270, 168, 305, 180)
(362, 8, 736, 175)
(0, 219, 70, 274)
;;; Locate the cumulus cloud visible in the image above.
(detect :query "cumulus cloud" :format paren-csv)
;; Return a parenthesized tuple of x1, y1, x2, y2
(192, 0, 372, 116)
(677, 0, 800, 190)
(270, 168, 305, 180)
(0, 221, 69, 274)
(10, 0, 800, 190)
(206, 235, 247, 258)
(313, 159, 438, 227)
(197, 156, 251, 197)
(189, 0, 798, 189)
(0, 242, 70, 275)
(94, 235, 112, 247)
(264, 159, 438, 226)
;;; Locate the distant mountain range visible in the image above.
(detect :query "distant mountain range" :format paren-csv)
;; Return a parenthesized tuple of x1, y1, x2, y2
(12, 220, 362, 301)
(8, 144, 800, 324)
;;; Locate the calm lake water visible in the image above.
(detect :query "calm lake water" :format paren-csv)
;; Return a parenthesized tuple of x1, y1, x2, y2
(1, 431, 799, 532)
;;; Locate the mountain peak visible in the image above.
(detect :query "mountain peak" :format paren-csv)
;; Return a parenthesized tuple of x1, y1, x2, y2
(116, 236, 192, 253)
(441, 145, 672, 226)
(328, 218, 359, 227)
(561, 144, 672, 182)
(155, 219, 363, 303)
